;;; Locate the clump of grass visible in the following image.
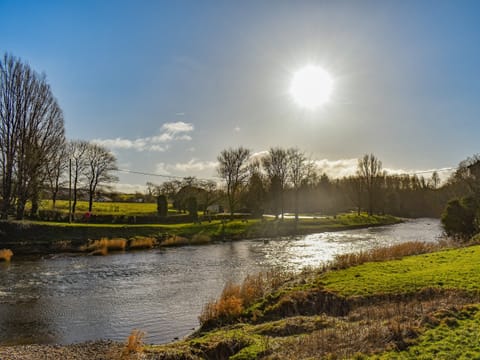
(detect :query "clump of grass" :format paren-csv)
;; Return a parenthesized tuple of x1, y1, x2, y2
(122, 329, 145, 359)
(105, 238, 127, 251)
(129, 237, 156, 249)
(161, 235, 190, 247)
(0, 249, 13, 262)
(191, 233, 212, 245)
(80, 237, 127, 255)
(332, 241, 437, 269)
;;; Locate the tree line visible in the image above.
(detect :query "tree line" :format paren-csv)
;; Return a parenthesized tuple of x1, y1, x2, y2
(146, 147, 452, 222)
(0, 54, 118, 220)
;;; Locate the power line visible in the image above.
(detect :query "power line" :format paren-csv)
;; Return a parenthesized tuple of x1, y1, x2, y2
(404, 167, 455, 176)
(114, 168, 220, 181)
(114, 168, 185, 179)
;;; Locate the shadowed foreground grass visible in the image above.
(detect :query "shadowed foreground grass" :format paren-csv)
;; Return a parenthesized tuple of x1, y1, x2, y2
(144, 242, 480, 359)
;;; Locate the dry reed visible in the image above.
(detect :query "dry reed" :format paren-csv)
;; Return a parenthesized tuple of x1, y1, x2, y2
(0, 249, 13, 262)
(161, 235, 190, 247)
(332, 241, 438, 269)
(80, 238, 127, 254)
(129, 237, 156, 249)
(199, 270, 291, 326)
(121, 329, 145, 359)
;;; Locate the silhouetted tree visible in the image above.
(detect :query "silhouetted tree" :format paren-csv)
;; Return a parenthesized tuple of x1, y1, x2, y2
(263, 147, 289, 219)
(287, 148, 312, 221)
(217, 147, 251, 219)
(84, 143, 118, 212)
(357, 154, 383, 215)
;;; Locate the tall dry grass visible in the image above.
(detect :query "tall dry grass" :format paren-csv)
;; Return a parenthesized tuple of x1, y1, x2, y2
(129, 237, 156, 249)
(332, 241, 438, 269)
(80, 238, 127, 255)
(0, 249, 13, 262)
(161, 235, 189, 247)
(121, 329, 145, 359)
(199, 270, 291, 327)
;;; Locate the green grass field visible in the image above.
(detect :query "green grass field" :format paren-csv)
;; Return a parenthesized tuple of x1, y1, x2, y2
(39, 199, 162, 215)
(320, 246, 480, 296)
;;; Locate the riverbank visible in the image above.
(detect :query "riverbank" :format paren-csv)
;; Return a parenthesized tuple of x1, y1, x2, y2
(0, 213, 401, 255)
(0, 340, 124, 360)
(143, 241, 480, 359)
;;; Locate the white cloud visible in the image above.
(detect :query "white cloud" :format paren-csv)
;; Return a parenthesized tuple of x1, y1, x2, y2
(162, 121, 194, 134)
(315, 158, 358, 178)
(92, 121, 194, 152)
(234, 126, 241, 132)
(171, 159, 218, 172)
(314, 158, 454, 183)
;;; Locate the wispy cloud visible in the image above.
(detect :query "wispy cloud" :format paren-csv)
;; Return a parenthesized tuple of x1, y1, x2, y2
(171, 159, 218, 172)
(315, 158, 454, 183)
(92, 121, 194, 152)
(162, 121, 193, 134)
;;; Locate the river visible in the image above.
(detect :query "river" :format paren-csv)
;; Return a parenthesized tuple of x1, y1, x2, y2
(0, 218, 443, 345)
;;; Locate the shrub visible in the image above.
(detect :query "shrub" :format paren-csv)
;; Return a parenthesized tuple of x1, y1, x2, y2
(441, 197, 478, 239)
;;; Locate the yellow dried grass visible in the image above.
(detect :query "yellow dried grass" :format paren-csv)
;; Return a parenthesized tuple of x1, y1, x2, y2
(80, 238, 127, 253)
(0, 249, 13, 262)
(121, 329, 145, 359)
(129, 237, 156, 249)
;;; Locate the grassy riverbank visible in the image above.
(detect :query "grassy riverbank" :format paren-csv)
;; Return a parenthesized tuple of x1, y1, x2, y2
(144, 242, 480, 359)
(0, 213, 400, 255)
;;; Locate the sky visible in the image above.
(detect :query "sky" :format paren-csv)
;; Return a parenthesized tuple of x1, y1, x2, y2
(1, 0, 480, 192)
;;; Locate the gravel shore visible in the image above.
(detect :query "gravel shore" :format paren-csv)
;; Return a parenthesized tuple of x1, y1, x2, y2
(0, 340, 127, 360)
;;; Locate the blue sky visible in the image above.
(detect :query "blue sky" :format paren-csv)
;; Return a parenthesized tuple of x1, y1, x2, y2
(1, 0, 479, 191)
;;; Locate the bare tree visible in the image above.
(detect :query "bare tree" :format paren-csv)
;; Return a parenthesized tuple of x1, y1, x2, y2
(0, 54, 22, 218)
(357, 154, 383, 215)
(69, 140, 89, 217)
(262, 147, 289, 219)
(287, 148, 312, 222)
(217, 147, 251, 219)
(430, 171, 441, 189)
(0, 53, 65, 219)
(45, 138, 68, 209)
(84, 143, 118, 212)
(345, 176, 364, 215)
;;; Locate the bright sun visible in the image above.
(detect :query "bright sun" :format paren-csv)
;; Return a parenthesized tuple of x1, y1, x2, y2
(290, 65, 333, 109)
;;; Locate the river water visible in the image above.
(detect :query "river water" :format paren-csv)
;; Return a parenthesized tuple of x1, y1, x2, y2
(0, 218, 442, 345)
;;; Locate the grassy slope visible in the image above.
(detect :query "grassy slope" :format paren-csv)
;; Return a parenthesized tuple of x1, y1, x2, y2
(145, 244, 480, 359)
(321, 246, 480, 296)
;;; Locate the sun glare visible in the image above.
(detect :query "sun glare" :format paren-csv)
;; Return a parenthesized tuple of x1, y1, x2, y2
(290, 65, 333, 109)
